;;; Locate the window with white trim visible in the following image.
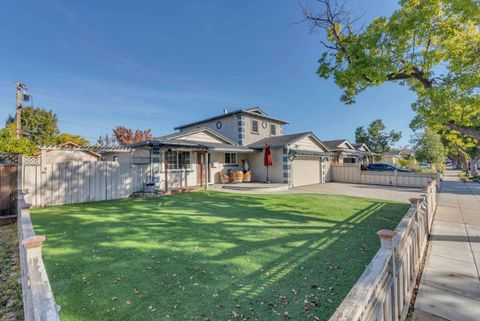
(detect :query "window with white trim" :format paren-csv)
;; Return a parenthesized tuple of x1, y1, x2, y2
(224, 153, 237, 165)
(167, 151, 191, 169)
(270, 124, 276, 136)
(251, 120, 259, 133)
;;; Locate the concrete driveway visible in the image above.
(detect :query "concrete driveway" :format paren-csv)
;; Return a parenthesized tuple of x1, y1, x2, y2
(288, 182, 423, 203)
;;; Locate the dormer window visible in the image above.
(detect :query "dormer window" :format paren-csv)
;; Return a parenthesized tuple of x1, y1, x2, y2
(270, 124, 276, 136)
(251, 120, 259, 134)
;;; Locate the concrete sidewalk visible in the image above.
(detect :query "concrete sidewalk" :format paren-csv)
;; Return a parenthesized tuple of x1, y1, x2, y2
(414, 169, 480, 321)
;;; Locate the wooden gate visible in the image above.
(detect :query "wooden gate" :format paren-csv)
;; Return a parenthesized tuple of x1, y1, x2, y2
(0, 165, 18, 216)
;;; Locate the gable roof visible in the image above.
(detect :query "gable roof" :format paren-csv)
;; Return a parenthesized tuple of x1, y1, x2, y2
(322, 139, 355, 151)
(248, 132, 329, 151)
(352, 143, 372, 153)
(157, 127, 237, 145)
(174, 107, 289, 130)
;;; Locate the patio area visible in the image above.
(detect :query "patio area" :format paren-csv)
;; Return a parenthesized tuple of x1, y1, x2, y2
(211, 182, 289, 193)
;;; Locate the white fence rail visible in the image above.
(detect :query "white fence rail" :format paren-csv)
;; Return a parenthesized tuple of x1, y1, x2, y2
(329, 180, 437, 321)
(21, 159, 151, 207)
(331, 164, 439, 188)
(17, 192, 61, 321)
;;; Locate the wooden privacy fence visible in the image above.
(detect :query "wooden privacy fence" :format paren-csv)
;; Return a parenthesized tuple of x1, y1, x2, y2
(22, 159, 151, 207)
(331, 164, 439, 188)
(0, 164, 17, 215)
(329, 180, 437, 321)
(17, 192, 61, 321)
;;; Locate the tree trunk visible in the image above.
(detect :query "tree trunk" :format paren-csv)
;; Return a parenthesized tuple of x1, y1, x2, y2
(471, 158, 479, 177)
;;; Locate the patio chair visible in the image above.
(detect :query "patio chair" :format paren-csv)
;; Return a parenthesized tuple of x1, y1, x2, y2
(232, 171, 243, 183)
(219, 171, 230, 184)
(243, 171, 252, 182)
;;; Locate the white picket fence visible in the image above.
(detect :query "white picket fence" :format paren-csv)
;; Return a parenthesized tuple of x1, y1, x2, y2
(17, 192, 61, 321)
(332, 164, 439, 188)
(329, 180, 437, 321)
(21, 159, 151, 207)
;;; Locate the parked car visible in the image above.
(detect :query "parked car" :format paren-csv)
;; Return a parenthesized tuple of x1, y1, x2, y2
(366, 163, 411, 172)
(419, 163, 432, 170)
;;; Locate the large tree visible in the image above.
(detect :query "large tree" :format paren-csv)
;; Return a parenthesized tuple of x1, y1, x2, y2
(112, 126, 152, 146)
(303, 0, 480, 141)
(4, 106, 89, 153)
(411, 128, 446, 165)
(355, 119, 401, 153)
(56, 133, 89, 146)
(0, 123, 36, 155)
(7, 107, 59, 145)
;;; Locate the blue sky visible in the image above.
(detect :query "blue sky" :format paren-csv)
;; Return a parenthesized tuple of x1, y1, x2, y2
(0, 0, 416, 146)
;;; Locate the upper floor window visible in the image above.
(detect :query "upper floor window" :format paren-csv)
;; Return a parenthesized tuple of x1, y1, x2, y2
(112, 156, 118, 162)
(251, 120, 259, 134)
(270, 124, 277, 136)
(167, 151, 191, 170)
(224, 153, 237, 165)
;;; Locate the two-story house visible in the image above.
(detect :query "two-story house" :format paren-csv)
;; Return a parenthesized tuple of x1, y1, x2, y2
(130, 107, 332, 190)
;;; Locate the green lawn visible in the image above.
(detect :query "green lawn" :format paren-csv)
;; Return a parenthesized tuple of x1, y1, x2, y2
(32, 191, 408, 321)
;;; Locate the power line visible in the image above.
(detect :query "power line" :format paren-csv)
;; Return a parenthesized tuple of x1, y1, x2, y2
(59, 119, 111, 130)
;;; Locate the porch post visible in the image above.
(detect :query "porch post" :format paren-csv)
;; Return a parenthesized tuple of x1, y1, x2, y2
(204, 150, 209, 189)
(164, 149, 169, 193)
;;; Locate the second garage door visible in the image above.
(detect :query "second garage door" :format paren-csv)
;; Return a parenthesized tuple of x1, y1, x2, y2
(292, 157, 321, 187)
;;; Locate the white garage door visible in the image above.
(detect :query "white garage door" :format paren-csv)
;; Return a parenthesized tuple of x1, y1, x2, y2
(292, 157, 321, 187)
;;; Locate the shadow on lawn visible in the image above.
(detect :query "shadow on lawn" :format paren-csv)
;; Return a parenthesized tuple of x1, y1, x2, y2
(32, 191, 408, 321)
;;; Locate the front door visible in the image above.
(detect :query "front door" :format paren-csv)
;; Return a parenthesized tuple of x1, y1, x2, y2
(197, 152, 206, 187)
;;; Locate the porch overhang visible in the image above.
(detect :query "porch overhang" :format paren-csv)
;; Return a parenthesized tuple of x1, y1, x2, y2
(290, 149, 330, 159)
(209, 147, 255, 153)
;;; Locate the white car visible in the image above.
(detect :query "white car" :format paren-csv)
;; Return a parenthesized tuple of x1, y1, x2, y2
(419, 163, 432, 170)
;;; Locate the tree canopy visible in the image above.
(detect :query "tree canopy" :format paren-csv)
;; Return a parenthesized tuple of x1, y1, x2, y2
(2, 106, 89, 155)
(113, 126, 152, 146)
(411, 128, 446, 165)
(355, 119, 402, 154)
(55, 133, 89, 146)
(7, 107, 59, 145)
(304, 0, 480, 143)
(0, 123, 36, 155)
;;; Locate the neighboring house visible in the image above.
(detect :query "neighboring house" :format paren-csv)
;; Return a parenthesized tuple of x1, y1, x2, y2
(322, 139, 374, 165)
(35, 141, 135, 164)
(131, 107, 332, 189)
(352, 143, 375, 165)
(382, 149, 414, 165)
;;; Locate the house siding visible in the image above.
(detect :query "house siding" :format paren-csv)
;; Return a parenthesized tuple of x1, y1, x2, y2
(208, 151, 245, 184)
(290, 136, 325, 152)
(175, 131, 229, 144)
(243, 114, 284, 146)
(179, 115, 238, 143)
(244, 148, 284, 183)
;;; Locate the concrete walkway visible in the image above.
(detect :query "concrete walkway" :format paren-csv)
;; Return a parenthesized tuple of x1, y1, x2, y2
(414, 169, 480, 321)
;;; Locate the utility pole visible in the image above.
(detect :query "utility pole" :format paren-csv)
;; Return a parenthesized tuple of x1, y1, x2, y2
(16, 82, 25, 140)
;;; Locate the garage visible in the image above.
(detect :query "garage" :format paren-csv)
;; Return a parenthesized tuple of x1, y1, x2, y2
(292, 157, 321, 187)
